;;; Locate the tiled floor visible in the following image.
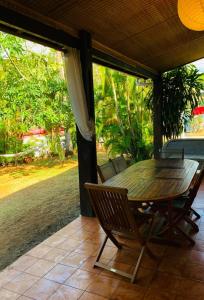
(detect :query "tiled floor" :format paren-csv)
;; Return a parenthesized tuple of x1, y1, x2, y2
(1, 184, 204, 299)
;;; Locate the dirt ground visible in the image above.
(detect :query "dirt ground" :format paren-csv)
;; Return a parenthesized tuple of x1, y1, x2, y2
(0, 152, 108, 270)
(0, 157, 81, 270)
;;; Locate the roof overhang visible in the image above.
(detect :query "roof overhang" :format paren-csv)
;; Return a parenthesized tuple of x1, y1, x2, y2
(0, 0, 204, 78)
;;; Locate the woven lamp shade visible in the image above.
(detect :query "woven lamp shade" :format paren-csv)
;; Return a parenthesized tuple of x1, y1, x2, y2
(178, 0, 204, 31)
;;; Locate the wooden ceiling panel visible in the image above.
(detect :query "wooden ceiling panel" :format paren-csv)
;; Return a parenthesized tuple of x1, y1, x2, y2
(144, 35, 204, 71)
(1, 0, 204, 73)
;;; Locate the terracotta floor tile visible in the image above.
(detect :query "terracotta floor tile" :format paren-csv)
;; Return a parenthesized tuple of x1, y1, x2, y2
(57, 227, 78, 238)
(85, 235, 106, 246)
(195, 230, 204, 241)
(61, 252, 89, 268)
(143, 289, 177, 300)
(80, 291, 108, 300)
(43, 234, 67, 247)
(0, 268, 21, 288)
(44, 264, 76, 283)
(116, 237, 142, 251)
(74, 241, 99, 256)
(80, 256, 101, 274)
(133, 267, 156, 288)
(0, 288, 20, 299)
(10, 255, 38, 272)
(164, 246, 188, 257)
(193, 239, 204, 251)
(25, 259, 56, 277)
(186, 250, 204, 265)
(148, 243, 167, 256)
(49, 284, 83, 299)
(141, 252, 160, 270)
(65, 269, 96, 290)
(67, 221, 82, 230)
(110, 281, 146, 300)
(17, 296, 33, 300)
(175, 295, 204, 300)
(24, 278, 60, 300)
(112, 249, 140, 265)
(86, 275, 121, 298)
(57, 238, 82, 251)
(198, 222, 204, 230)
(100, 261, 132, 280)
(5, 272, 39, 294)
(5, 213, 204, 300)
(158, 255, 187, 276)
(148, 272, 178, 292)
(174, 277, 204, 298)
(27, 244, 52, 258)
(182, 263, 204, 281)
(101, 246, 118, 260)
(82, 223, 101, 233)
(69, 230, 93, 241)
(72, 215, 88, 224)
(43, 247, 68, 263)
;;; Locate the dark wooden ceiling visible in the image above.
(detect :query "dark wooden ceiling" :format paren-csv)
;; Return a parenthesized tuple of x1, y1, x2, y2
(1, 0, 204, 73)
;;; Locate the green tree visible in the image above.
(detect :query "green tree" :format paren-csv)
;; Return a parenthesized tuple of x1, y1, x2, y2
(94, 64, 153, 161)
(147, 65, 203, 140)
(0, 32, 75, 156)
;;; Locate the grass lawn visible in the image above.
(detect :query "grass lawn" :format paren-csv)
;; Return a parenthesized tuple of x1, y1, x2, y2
(0, 151, 108, 270)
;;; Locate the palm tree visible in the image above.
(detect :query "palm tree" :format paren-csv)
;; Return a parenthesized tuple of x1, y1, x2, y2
(148, 65, 204, 140)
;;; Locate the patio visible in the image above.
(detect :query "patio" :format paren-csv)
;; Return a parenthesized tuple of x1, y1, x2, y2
(0, 1, 204, 299)
(0, 178, 204, 300)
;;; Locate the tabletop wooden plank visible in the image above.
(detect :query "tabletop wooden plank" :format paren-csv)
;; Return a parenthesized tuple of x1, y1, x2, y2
(104, 159, 199, 202)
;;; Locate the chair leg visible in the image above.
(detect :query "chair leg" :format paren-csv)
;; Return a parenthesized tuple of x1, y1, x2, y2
(145, 245, 158, 260)
(191, 208, 201, 219)
(131, 245, 146, 283)
(95, 235, 108, 264)
(184, 215, 199, 232)
(104, 231, 122, 249)
(175, 226, 195, 246)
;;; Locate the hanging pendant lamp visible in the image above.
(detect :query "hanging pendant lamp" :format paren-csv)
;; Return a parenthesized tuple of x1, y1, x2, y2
(178, 0, 204, 31)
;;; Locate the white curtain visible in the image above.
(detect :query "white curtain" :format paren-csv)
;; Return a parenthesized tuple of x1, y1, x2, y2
(64, 48, 94, 141)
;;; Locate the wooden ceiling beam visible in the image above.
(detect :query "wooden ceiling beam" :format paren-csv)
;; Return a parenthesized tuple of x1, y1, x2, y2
(0, 5, 157, 79)
(0, 5, 80, 50)
(92, 49, 157, 79)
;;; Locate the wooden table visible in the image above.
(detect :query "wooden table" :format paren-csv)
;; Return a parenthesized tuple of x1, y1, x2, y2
(104, 159, 199, 203)
(104, 159, 199, 245)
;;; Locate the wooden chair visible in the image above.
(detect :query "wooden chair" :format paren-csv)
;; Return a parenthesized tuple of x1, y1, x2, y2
(97, 161, 116, 183)
(84, 183, 157, 283)
(153, 169, 204, 245)
(159, 148, 184, 159)
(111, 155, 128, 174)
(173, 168, 204, 232)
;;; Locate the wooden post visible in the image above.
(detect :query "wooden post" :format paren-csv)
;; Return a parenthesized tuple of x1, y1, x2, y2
(77, 31, 97, 217)
(153, 75, 163, 158)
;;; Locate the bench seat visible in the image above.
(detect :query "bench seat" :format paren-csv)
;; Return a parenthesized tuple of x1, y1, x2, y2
(162, 138, 204, 168)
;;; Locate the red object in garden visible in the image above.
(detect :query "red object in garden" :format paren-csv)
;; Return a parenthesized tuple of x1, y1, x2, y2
(22, 128, 48, 137)
(22, 128, 65, 138)
(192, 106, 204, 115)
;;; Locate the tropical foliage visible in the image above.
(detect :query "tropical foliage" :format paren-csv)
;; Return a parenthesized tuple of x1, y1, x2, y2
(0, 31, 203, 164)
(93, 65, 153, 161)
(148, 65, 204, 140)
(0, 32, 74, 157)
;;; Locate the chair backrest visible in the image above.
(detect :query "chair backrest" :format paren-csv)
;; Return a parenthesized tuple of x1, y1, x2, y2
(84, 183, 137, 233)
(111, 155, 128, 173)
(188, 169, 204, 202)
(159, 148, 184, 159)
(97, 161, 116, 183)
